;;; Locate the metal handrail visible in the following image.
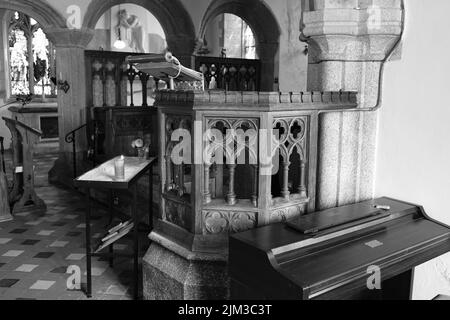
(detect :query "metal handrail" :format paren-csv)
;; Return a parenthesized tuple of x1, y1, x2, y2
(65, 120, 99, 179)
(0, 136, 5, 174)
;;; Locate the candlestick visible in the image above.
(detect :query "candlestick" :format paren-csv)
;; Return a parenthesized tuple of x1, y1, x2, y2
(114, 155, 125, 180)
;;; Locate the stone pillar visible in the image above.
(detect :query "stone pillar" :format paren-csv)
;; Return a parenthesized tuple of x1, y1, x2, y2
(303, 0, 404, 209)
(258, 41, 279, 91)
(0, 10, 8, 102)
(47, 28, 94, 185)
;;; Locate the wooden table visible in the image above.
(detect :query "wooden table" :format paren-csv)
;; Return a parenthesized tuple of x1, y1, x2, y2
(74, 156, 156, 300)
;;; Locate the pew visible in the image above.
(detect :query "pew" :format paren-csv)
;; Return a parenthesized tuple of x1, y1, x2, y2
(0, 136, 12, 222)
(3, 117, 46, 214)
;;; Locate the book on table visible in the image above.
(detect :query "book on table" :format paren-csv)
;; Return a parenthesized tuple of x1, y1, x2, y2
(94, 220, 134, 253)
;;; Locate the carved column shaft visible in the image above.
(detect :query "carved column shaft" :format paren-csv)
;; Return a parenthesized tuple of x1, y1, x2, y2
(204, 165, 212, 204)
(251, 165, 258, 207)
(227, 164, 237, 205)
(281, 161, 290, 200)
(165, 155, 173, 192)
(299, 160, 307, 197)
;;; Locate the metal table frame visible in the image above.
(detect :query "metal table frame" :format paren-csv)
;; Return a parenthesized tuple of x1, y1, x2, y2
(74, 157, 155, 300)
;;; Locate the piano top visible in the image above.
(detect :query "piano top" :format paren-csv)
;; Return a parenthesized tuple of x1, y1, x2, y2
(232, 198, 420, 252)
(230, 197, 450, 299)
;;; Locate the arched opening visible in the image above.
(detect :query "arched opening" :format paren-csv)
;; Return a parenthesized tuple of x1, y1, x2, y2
(84, 0, 196, 64)
(0, 0, 65, 102)
(8, 11, 57, 98)
(87, 3, 167, 54)
(0, 0, 65, 158)
(202, 13, 257, 60)
(199, 0, 280, 91)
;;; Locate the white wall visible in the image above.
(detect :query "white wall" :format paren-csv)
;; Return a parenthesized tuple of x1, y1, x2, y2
(375, 0, 450, 300)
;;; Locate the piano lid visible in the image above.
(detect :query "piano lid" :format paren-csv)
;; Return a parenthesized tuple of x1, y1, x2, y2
(229, 197, 450, 299)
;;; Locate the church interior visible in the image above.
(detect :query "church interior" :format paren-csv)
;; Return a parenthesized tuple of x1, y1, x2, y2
(0, 0, 449, 301)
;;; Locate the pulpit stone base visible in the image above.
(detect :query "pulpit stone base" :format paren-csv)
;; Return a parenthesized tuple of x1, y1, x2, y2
(143, 242, 229, 300)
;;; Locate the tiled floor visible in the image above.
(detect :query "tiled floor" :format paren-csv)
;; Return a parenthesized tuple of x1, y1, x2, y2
(0, 152, 150, 300)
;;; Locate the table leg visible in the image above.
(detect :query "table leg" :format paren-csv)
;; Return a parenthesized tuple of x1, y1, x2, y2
(108, 189, 114, 268)
(85, 188, 92, 298)
(149, 169, 153, 230)
(133, 184, 139, 300)
(108, 189, 114, 225)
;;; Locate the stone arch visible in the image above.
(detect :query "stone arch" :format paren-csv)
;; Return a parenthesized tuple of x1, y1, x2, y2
(0, 0, 66, 43)
(199, 0, 281, 91)
(83, 0, 196, 64)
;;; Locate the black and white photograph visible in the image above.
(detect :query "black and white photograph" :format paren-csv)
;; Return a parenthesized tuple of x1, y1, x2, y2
(0, 0, 449, 309)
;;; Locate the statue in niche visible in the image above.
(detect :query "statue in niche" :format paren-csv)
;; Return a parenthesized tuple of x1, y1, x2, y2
(117, 9, 145, 53)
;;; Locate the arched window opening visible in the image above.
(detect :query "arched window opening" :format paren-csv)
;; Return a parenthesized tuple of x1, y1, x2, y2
(89, 4, 167, 54)
(203, 13, 257, 59)
(224, 14, 256, 59)
(8, 11, 56, 98)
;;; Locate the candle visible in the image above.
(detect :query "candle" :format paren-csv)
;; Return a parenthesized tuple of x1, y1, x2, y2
(114, 155, 125, 180)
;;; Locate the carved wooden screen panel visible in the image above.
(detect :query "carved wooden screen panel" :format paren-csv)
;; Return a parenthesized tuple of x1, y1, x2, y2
(161, 114, 193, 232)
(194, 56, 261, 91)
(204, 117, 259, 207)
(270, 115, 312, 223)
(85, 51, 154, 108)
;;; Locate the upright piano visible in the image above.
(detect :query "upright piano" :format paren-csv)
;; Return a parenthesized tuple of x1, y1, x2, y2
(229, 197, 450, 300)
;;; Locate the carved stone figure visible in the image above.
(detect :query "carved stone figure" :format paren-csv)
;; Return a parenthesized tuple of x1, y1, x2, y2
(118, 9, 144, 53)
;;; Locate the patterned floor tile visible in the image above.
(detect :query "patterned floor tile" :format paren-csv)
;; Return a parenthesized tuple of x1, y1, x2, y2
(51, 222, 67, 227)
(0, 153, 143, 300)
(66, 254, 85, 261)
(0, 238, 12, 245)
(30, 280, 55, 290)
(104, 284, 129, 296)
(25, 221, 42, 226)
(2, 250, 24, 257)
(0, 279, 20, 288)
(49, 241, 69, 248)
(37, 230, 55, 236)
(9, 229, 28, 234)
(21, 239, 41, 246)
(50, 266, 68, 274)
(15, 264, 39, 273)
(66, 232, 82, 237)
(84, 267, 107, 277)
(33, 252, 55, 259)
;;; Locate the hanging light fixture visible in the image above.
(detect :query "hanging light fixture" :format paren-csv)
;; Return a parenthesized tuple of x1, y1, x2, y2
(113, 5, 126, 49)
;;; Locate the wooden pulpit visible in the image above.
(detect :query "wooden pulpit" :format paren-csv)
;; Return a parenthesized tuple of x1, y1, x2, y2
(2, 117, 46, 214)
(0, 136, 12, 222)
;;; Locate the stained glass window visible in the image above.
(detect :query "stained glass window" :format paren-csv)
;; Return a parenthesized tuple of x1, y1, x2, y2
(8, 11, 56, 97)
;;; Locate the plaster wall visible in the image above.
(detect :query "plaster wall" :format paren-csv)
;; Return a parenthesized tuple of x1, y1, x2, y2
(375, 0, 450, 300)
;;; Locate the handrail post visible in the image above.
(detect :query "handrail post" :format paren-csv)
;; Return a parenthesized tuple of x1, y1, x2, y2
(65, 120, 98, 179)
(65, 131, 77, 179)
(0, 136, 5, 174)
(92, 120, 98, 168)
(72, 133, 77, 179)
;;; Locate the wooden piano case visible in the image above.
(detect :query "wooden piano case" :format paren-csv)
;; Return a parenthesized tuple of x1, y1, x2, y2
(229, 197, 450, 300)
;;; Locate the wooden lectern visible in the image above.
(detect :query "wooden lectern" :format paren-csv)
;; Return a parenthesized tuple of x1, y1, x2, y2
(0, 136, 12, 222)
(3, 117, 46, 214)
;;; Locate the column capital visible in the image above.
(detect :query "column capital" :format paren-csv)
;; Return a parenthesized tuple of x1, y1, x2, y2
(46, 28, 95, 49)
(303, 3, 404, 62)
